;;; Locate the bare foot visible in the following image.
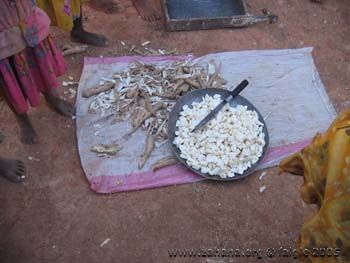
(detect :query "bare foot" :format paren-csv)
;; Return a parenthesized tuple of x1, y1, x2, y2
(71, 28, 108, 47)
(0, 157, 26, 183)
(131, 0, 160, 22)
(88, 0, 118, 14)
(44, 93, 76, 117)
(71, 14, 108, 47)
(17, 114, 38, 145)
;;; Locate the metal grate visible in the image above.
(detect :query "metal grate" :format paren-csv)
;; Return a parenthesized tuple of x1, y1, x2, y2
(166, 0, 246, 19)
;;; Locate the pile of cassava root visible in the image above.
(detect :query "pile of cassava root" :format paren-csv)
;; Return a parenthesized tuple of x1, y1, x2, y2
(84, 59, 227, 169)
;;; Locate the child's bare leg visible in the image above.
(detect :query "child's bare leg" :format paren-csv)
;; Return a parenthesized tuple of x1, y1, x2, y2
(131, 0, 160, 22)
(16, 113, 38, 144)
(3, 90, 38, 144)
(71, 6, 108, 47)
(43, 91, 75, 117)
(0, 157, 26, 183)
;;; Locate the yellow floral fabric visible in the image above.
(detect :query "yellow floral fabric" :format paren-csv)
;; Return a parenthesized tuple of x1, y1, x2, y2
(36, 0, 85, 31)
(280, 110, 350, 263)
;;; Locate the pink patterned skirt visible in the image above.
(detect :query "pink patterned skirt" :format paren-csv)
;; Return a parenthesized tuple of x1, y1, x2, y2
(0, 36, 66, 114)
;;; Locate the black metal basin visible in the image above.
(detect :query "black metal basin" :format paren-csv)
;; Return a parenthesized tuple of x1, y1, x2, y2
(168, 88, 269, 181)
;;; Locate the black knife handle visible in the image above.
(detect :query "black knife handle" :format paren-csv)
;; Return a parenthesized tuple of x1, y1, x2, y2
(231, 80, 249, 97)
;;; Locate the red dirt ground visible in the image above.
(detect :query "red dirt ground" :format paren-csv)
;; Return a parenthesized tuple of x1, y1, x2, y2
(0, 0, 349, 262)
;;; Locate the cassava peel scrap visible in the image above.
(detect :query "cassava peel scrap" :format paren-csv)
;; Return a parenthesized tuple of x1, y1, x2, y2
(91, 144, 121, 156)
(83, 82, 116, 98)
(87, 59, 227, 166)
(144, 95, 154, 115)
(62, 45, 88, 56)
(125, 103, 165, 138)
(184, 79, 201, 89)
(138, 133, 155, 169)
(151, 157, 178, 171)
(125, 112, 152, 138)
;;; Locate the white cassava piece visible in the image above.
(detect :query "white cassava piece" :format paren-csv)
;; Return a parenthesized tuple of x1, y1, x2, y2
(174, 94, 265, 178)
